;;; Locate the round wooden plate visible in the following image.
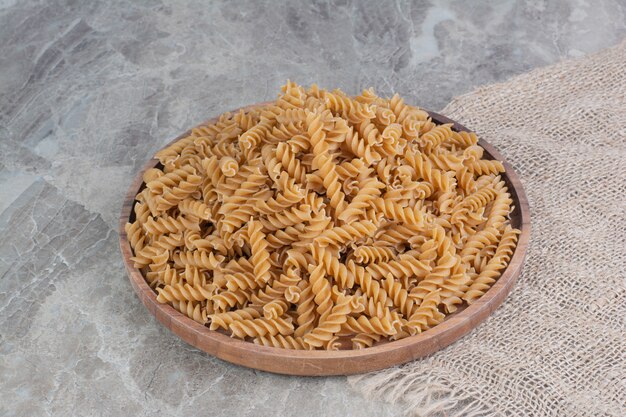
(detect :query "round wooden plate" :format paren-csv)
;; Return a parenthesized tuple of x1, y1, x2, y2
(119, 104, 530, 376)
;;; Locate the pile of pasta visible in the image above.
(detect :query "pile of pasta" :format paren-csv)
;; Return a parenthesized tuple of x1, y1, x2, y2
(125, 81, 520, 350)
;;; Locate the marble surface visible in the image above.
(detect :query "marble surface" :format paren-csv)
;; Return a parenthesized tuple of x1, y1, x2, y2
(1, 0, 624, 416)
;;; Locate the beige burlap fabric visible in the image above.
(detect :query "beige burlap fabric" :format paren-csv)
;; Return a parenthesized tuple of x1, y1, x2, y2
(349, 41, 626, 416)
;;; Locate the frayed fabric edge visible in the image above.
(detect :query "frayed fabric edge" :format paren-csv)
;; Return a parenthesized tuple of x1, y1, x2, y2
(348, 368, 500, 417)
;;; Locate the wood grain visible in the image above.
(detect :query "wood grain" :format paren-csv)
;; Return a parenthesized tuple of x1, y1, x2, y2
(118, 105, 530, 376)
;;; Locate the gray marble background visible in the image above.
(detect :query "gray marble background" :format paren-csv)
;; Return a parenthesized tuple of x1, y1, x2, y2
(1, 0, 624, 416)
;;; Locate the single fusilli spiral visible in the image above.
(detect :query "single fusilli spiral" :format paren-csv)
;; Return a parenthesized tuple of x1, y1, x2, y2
(229, 316, 294, 339)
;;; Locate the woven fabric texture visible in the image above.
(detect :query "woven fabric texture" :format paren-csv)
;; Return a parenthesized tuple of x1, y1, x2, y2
(349, 40, 626, 417)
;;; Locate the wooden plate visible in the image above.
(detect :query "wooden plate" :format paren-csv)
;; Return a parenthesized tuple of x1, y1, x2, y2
(119, 105, 530, 376)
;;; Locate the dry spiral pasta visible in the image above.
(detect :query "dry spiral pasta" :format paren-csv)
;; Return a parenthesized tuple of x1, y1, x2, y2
(125, 81, 520, 350)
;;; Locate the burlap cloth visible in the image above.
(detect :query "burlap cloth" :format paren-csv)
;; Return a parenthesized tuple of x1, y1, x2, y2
(349, 41, 626, 416)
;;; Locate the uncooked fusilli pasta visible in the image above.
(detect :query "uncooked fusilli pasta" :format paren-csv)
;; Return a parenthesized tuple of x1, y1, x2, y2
(125, 82, 520, 350)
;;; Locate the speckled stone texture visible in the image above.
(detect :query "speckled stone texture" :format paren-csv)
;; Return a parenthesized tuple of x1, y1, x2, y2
(1, 0, 624, 416)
